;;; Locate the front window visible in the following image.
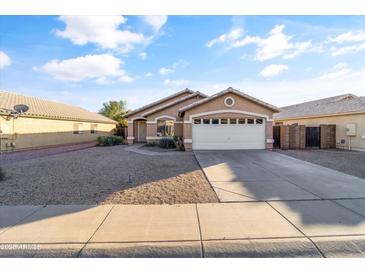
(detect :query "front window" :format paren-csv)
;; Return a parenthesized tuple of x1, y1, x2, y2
(220, 118, 228, 124)
(212, 118, 219, 124)
(73, 123, 83, 134)
(203, 118, 210, 124)
(90, 124, 98, 134)
(247, 118, 254, 124)
(157, 119, 174, 137)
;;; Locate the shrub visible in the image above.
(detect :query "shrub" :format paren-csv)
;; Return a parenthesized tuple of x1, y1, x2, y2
(0, 167, 5, 181)
(97, 136, 124, 146)
(159, 137, 176, 149)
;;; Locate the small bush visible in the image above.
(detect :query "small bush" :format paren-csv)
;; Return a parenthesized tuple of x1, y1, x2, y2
(97, 136, 124, 146)
(0, 167, 5, 181)
(159, 137, 176, 149)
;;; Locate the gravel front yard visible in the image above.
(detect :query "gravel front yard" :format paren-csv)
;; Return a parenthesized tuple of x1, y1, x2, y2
(277, 149, 365, 179)
(0, 146, 218, 205)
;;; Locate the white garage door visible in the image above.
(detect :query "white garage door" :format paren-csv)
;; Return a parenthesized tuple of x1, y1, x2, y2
(192, 118, 265, 150)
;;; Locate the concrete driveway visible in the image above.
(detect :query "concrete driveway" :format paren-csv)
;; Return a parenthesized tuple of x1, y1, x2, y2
(195, 150, 365, 201)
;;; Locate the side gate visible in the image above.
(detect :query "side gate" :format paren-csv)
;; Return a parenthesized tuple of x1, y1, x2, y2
(305, 127, 321, 148)
(273, 126, 281, 148)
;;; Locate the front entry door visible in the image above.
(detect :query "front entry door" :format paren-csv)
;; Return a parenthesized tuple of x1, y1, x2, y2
(137, 121, 147, 142)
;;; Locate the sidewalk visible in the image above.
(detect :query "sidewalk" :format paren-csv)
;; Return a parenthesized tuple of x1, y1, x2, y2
(1, 202, 365, 257)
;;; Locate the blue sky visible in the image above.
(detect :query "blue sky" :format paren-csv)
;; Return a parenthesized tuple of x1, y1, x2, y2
(1, 15, 365, 112)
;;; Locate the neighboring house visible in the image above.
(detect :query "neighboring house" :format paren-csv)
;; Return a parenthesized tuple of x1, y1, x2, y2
(125, 87, 280, 151)
(0, 91, 116, 151)
(274, 94, 365, 151)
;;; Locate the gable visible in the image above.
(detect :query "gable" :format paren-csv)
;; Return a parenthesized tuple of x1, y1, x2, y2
(125, 89, 194, 119)
(183, 92, 276, 120)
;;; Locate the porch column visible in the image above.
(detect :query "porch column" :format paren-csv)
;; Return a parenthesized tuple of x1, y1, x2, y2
(127, 121, 134, 145)
(266, 120, 274, 150)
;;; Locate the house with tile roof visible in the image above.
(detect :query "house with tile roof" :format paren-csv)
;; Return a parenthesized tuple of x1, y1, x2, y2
(125, 87, 280, 150)
(0, 91, 117, 151)
(274, 94, 365, 151)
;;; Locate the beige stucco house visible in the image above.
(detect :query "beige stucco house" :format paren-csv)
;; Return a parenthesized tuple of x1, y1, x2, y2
(0, 91, 116, 151)
(125, 87, 280, 151)
(274, 94, 365, 151)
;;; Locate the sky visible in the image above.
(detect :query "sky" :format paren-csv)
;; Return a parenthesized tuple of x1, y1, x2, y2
(0, 15, 365, 112)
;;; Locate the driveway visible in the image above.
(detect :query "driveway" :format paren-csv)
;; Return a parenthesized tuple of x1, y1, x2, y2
(194, 150, 365, 201)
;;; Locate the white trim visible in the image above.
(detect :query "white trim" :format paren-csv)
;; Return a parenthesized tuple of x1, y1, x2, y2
(127, 137, 134, 140)
(146, 121, 184, 124)
(146, 136, 162, 140)
(128, 117, 147, 123)
(153, 115, 176, 122)
(184, 139, 192, 144)
(224, 96, 235, 107)
(147, 121, 156, 124)
(188, 109, 270, 123)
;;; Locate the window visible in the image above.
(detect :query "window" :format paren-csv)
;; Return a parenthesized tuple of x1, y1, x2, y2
(212, 118, 219, 124)
(229, 118, 237, 124)
(238, 118, 246, 124)
(247, 118, 254, 124)
(224, 96, 235, 107)
(73, 123, 83, 134)
(256, 119, 263, 124)
(157, 119, 174, 137)
(90, 124, 98, 134)
(220, 118, 228, 124)
(194, 119, 201, 124)
(203, 119, 210, 124)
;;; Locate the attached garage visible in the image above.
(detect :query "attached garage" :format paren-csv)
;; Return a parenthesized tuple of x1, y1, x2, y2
(178, 87, 280, 151)
(192, 117, 265, 150)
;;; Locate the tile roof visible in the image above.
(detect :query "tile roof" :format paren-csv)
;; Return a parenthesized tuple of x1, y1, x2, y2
(274, 94, 365, 120)
(141, 91, 207, 117)
(124, 88, 195, 118)
(0, 91, 116, 124)
(178, 87, 281, 115)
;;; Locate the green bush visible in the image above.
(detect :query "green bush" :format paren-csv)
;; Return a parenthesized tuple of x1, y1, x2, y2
(97, 136, 124, 146)
(0, 167, 5, 182)
(159, 137, 176, 149)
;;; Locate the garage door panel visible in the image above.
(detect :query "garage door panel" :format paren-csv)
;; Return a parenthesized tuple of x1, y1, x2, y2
(192, 124, 265, 150)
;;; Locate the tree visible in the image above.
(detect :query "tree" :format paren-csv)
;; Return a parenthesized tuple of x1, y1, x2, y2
(99, 100, 129, 127)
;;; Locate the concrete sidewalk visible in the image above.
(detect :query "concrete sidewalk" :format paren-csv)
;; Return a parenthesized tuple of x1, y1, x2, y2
(1, 202, 365, 257)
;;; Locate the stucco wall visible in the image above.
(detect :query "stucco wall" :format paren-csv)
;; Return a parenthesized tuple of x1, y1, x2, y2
(127, 94, 204, 143)
(0, 115, 115, 151)
(181, 92, 276, 150)
(276, 113, 365, 150)
(126, 91, 193, 121)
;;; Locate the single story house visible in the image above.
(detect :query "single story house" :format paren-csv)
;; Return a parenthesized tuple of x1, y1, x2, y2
(0, 91, 116, 151)
(125, 87, 280, 151)
(274, 94, 365, 151)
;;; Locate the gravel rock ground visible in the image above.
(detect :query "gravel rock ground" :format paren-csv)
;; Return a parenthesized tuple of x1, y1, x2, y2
(276, 149, 365, 179)
(0, 146, 218, 205)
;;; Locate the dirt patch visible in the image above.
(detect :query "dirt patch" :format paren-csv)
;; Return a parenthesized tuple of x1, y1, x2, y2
(276, 149, 365, 179)
(0, 146, 218, 205)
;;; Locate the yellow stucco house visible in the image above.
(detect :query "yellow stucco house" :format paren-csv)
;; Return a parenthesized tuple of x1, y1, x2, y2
(274, 94, 365, 151)
(0, 91, 117, 151)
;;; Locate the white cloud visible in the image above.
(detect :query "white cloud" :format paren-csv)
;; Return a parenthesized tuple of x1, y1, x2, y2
(260, 64, 288, 78)
(159, 67, 174, 75)
(319, 63, 351, 79)
(163, 79, 189, 86)
(331, 42, 365, 56)
(330, 31, 365, 43)
(159, 60, 189, 76)
(141, 16, 168, 32)
(119, 75, 135, 83)
(145, 72, 153, 77)
(39, 54, 132, 82)
(229, 24, 316, 61)
(55, 16, 146, 52)
(206, 28, 244, 48)
(139, 52, 148, 60)
(0, 51, 11, 69)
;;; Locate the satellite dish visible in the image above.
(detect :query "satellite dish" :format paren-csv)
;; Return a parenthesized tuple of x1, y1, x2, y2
(14, 104, 29, 114)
